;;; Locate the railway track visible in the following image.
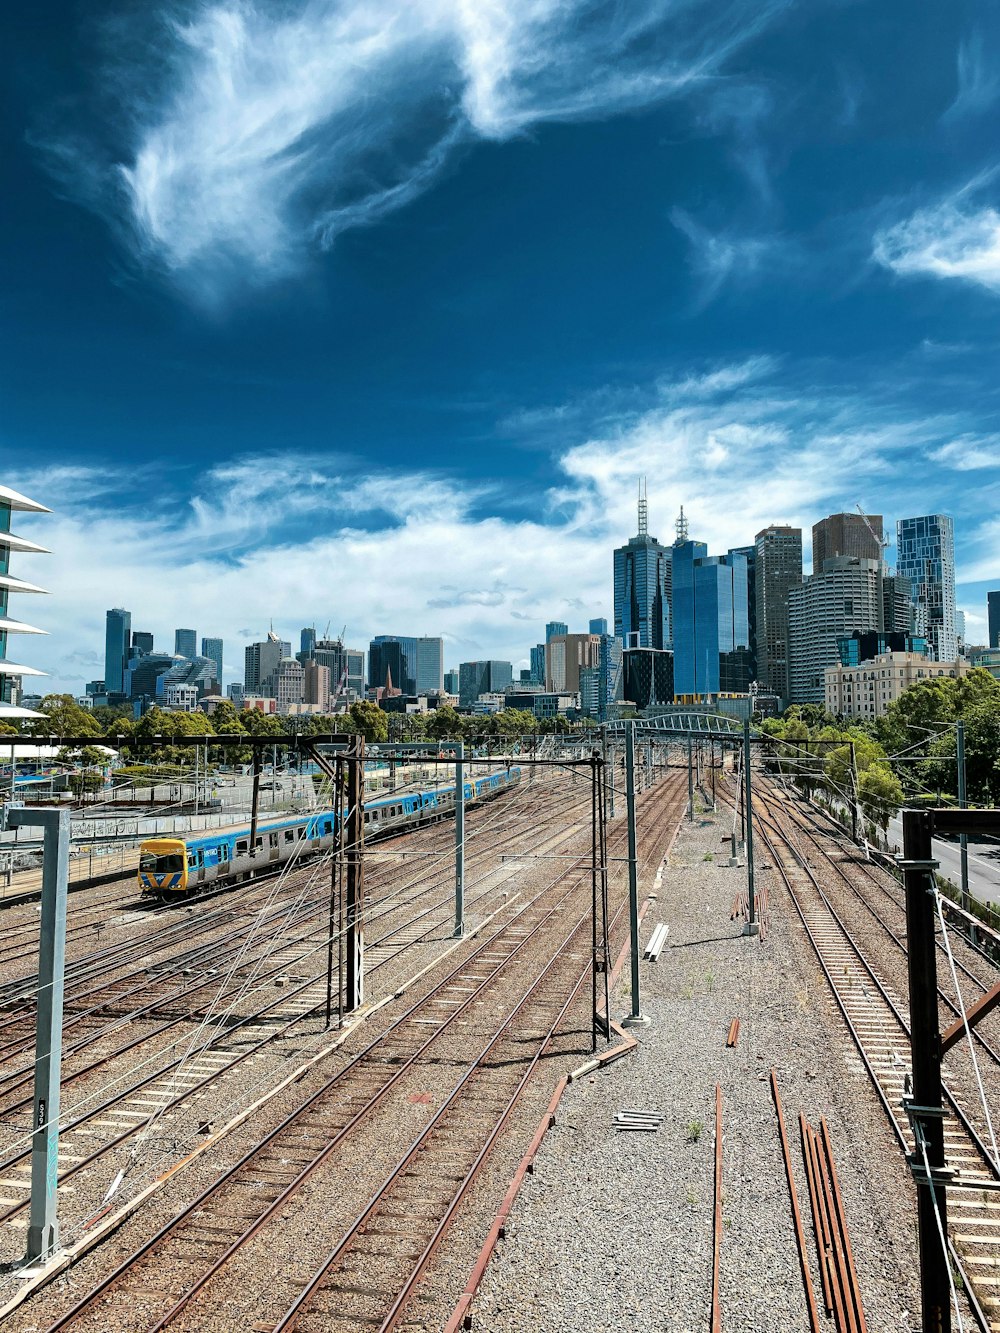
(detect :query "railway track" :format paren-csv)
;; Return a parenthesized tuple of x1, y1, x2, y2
(35, 770, 687, 1332)
(735, 774, 1000, 1330)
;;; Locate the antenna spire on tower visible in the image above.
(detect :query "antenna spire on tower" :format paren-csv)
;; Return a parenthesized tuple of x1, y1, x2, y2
(637, 477, 648, 537)
(674, 505, 689, 546)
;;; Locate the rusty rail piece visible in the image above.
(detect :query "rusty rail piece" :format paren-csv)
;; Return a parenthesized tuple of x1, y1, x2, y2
(49, 774, 687, 1331)
(799, 1116, 867, 1333)
(769, 1072, 822, 1333)
(725, 1017, 740, 1048)
(0, 783, 591, 1229)
(711, 1083, 723, 1333)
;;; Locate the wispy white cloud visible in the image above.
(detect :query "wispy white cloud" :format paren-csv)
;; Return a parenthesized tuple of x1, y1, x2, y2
(944, 32, 1000, 122)
(671, 209, 785, 304)
(45, 0, 788, 301)
(15, 354, 996, 693)
(873, 181, 1000, 293)
(930, 436, 1000, 471)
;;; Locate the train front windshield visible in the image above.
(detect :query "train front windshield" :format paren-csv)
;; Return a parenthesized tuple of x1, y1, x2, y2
(140, 851, 184, 873)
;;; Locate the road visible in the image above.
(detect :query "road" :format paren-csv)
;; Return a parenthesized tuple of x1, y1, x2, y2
(886, 813, 1000, 907)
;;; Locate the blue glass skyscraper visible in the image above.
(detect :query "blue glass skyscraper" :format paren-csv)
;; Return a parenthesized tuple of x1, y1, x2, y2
(672, 541, 752, 697)
(105, 607, 131, 695)
(613, 485, 670, 649)
(896, 514, 957, 661)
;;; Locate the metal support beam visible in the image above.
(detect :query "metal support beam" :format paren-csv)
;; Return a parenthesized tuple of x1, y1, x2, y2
(454, 741, 465, 938)
(345, 736, 365, 1012)
(744, 717, 756, 930)
(901, 808, 950, 1333)
(622, 722, 645, 1025)
(7, 807, 69, 1264)
(687, 735, 694, 821)
(940, 978, 1000, 1055)
(956, 721, 974, 947)
(248, 750, 261, 858)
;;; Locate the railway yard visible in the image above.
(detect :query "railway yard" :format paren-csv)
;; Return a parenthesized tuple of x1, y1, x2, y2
(0, 748, 998, 1331)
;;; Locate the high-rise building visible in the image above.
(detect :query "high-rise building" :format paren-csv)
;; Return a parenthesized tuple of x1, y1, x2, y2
(754, 526, 802, 702)
(105, 607, 132, 696)
(812, 512, 882, 571)
(896, 514, 957, 661)
(369, 636, 417, 694)
(729, 544, 757, 683)
(174, 628, 197, 660)
(613, 485, 670, 649)
(303, 660, 331, 710)
(529, 644, 546, 684)
(881, 574, 916, 635)
(264, 658, 305, 713)
(459, 661, 513, 706)
(125, 652, 176, 705)
(545, 634, 603, 693)
(545, 621, 569, 643)
(301, 626, 316, 658)
(244, 632, 290, 694)
(621, 647, 674, 710)
(415, 637, 444, 694)
(671, 541, 752, 697)
(132, 630, 154, 655)
(788, 557, 882, 704)
(0, 483, 50, 721)
(956, 610, 967, 653)
(589, 617, 608, 636)
(444, 669, 459, 695)
(989, 591, 1000, 649)
(201, 637, 223, 684)
(312, 638, 365, 702)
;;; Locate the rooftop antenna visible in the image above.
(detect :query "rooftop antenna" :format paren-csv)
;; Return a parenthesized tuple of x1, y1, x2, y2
(637, 477, 648, 537)
(674, 504, 689, 546)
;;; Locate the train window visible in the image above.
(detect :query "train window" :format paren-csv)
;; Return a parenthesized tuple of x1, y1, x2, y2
(220, 844, 229, 861)
(255, 837, 264, 850)
(140, 852, 183, 873)
(284, 830, 296, 844)
(236, 840, 248, 855)
(269, 833, 278, 848)
(187, 854, 197, 868)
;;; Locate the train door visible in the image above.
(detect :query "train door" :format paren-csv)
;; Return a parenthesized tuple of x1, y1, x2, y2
(268, 831, 279, 862)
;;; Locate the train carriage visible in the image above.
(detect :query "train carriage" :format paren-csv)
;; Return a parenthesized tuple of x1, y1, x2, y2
(138, 766, 520, 897)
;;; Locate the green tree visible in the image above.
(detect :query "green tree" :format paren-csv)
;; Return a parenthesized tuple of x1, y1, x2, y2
(348, 700, 389, 743)
(857, 765, 904, 834)
(925, 701, 1000, 805)
(426, 706, 465, 741)
(27, 694, 102, 739)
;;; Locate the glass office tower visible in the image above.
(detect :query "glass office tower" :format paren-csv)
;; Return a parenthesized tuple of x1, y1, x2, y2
(896, 514, 957, 661)
(672, 543, 752, 696)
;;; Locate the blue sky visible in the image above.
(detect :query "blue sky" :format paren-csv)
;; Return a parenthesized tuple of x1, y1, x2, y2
(5, 0, 1000, 692)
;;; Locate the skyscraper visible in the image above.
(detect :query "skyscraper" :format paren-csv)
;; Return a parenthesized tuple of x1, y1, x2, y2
(105, 607, 132, 695)
(672, 541, 752, 696)
(754, 526, 802, 701)
(369, 636, 417, 694)
(174, 628, 197, 660)
(545, 621, 569, 643)
(988, 591, 1000, 649)
(545, 634, 602, 693)
(589, 617, 608, 636)
(459, 661, 513, 706)
(132, 630, 154, 654)
(788, 558, 883, 703)
(300, 626, 316, 658)
(313, 637, 365, 701)
(529, 644, 546, 684)
(896, 514, 957, 661)
(415, 637, 444, 694)
(812, 512, 882, 571)
(245, 632, 290, 693)
(201, 637, 224, 685)
(613, 484, 670, 649)
(0, 483, 50, 721)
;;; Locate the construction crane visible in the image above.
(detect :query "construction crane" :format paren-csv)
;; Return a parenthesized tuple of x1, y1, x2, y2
(855, 502, 890, 569)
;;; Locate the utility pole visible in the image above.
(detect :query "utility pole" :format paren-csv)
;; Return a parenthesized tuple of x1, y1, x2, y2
(849, 740, 858, 843)
(744, 717, 756, 932)
(454, 740, 465, 938)
(901, 808, 950, 1333)
(623, 722, 646, 1025)
(956, 720, 974, 945)
(345, 735, 365, 1011)
(7, 807, 69, 1263)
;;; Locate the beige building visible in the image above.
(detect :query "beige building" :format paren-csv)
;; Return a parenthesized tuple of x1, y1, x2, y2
(546, 634, 602, 693)
(303, 660, 331, 711)
(824, 652, 968, 719)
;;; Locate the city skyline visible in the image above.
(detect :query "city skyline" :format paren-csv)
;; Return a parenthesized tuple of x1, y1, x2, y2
(6, 4, 1000, 691)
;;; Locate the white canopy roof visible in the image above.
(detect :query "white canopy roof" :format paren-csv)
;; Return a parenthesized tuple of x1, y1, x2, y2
(0, 616, 46, 635)
(0, 572, 47, 595)
(0, 531, 50, 555)
(0, 484, 50, 514)
(0, 703, 44, 720)
(0, 661, 46, 676)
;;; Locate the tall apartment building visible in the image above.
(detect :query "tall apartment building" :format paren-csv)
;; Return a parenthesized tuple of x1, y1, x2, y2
(788, 557, 882, 704)
(201, 637, 223, 684)
(174, 628, 197, 659)
(265, 657, 305, 713)
(812, 512, 882, 571)
(881, 574, 916, 635)
(105, 607, 132, 695)
(414, 637, 444, 694)
(753, 526, 802, 702)
(545, 633, 602, 693)
(529, 644, 546, 684)
(303, 661, 331, 710)
(825, 653, 968, 720)
(671, 540, 752, 696)
(896, 514, 957, 661)
(988, 591, 1000, 649)
(244, 632, 290, 694)
(310, 638, 364, 702)
(459, 661, 513, 706)
(613, 488, 671, 649)
(0, 483, 50, 721)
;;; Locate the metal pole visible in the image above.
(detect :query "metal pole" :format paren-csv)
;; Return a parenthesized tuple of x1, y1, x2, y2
(744, 717, 756, 930)
(901, 808, 950, 1333)
(7, 807, 69, 1263)
(687, 734, 694, 820)
(849, 741, 858, 843)
(194, 743, 199, 818)
(345, 736, 365, 1011)
(623, 722, 644, 1024)
(454, 741, 465, 938)
(957, 721, 974, 944)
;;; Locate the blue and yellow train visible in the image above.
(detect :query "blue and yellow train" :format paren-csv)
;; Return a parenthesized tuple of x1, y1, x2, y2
(138, 766, 521, 896)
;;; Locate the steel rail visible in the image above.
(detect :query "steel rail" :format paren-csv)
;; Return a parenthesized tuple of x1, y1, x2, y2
(770, 1071, 821, 1333)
